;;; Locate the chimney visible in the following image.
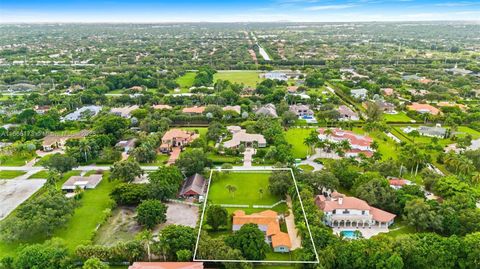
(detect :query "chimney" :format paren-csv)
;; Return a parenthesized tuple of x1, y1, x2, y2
(338, 198, 343, 205)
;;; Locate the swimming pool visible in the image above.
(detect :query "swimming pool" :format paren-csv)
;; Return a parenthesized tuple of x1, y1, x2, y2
(340, 230, 361, 239)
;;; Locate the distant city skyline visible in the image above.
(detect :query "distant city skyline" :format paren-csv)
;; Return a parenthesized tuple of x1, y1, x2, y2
(1, 0, 480, 23)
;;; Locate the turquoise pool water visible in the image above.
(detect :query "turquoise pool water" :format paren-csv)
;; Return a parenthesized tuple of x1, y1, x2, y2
(340, 230, 360, 239)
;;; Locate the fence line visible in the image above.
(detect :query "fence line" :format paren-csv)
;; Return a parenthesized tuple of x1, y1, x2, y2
(252, 200, 286, 209)
(166, 198, 200, 207)
(218, 204, 249, 208)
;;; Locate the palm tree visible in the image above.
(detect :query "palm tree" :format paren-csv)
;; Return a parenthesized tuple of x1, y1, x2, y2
(78, 141, 92, 163)
(303, 130, 319, 157)
(471, 172, 480, 186)
(137, 230, 154, 261)
(226, 184, 237, 198)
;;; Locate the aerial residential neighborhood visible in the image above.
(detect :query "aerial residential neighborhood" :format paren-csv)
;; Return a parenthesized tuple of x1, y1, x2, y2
(0, 1, 480, 268)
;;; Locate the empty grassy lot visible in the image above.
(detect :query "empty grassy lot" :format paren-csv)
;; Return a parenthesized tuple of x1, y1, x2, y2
(176, 72, 196, 89)
(285, 128, 315, 159)
(383, 112, 414, 123)
(208, 172, 281, 206)
(0, 170, 26, 179)
(214, 70, 263, 87)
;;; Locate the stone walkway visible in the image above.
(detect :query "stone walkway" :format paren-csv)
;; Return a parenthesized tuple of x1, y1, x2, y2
(243, 147, 255, 167)
(285, 196, 302, 250)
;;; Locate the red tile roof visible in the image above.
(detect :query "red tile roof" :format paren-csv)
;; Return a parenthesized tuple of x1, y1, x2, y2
(317, 128, 373, 147)
(407, 103, 441, 115)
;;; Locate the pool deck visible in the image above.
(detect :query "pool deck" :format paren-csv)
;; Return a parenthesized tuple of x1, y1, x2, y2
(333, 226, 390, 239)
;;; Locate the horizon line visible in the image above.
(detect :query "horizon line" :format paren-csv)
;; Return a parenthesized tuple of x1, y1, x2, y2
(1, 19, 480, 24)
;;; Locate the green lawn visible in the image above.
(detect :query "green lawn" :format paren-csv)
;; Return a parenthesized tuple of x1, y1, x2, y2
(208, 172, 281, 206)
(0, 154, 36, 166)
(53, 173, 117, 251)
(351, 127, 399, 160)
(383, 112, 414, 123)
(0, 170, 26, 179)
(285, 128, 315, 159)
(214, 71, 263, 87)
(176, 72, 196, 90)
(28, 170, 50, 179)
(184, 127, 208, 138)
(297, 164, 314, 173)
(0, 170, 81, 258)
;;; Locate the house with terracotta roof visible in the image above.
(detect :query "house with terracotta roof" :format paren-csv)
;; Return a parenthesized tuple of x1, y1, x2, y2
(388, 177, 412, 190)
(407, 103, 441, 115)
(233, 210, 291, 253)
(315, 192, 395, 229)
(381, 88, 395, 96)
(287, 86, 300, 93)
(179, 173, 206, 199)
(159, 129, 199, 153)
(128, 262, 203, 269)
(317, 128, 374, 157)
(182, 106, 206, 114)
(436, 101, 467, 111)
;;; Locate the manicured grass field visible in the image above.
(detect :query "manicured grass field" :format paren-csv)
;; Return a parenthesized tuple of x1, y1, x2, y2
(285, 128, 315, 159)
(383, 112, 414, 123)
(208, 172, 281, 206)
(53, 172, 117, 251)
(0, 170, 26, 179)
(297, 164, 314, 173)
(0, 154, 36, 166)
(214, 71, 263, 87)
(176, 72, 196, 89)
(184, 127, 208, 138)
(28, 170, 50, 179)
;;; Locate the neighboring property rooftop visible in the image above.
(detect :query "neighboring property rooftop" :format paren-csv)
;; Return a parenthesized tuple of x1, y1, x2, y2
(407, 103, 441, 115)
(62, 174, 103, 191)
(255, 103, 278, 118)
(152, 104, 173, 110)
(223, 105, 241, 114)
(62, 105, 102, 121)
(316, 192, 396, 223)
(42, 130, 91, 147)
(110, 105, 139, 118)
(182, 106, 206, 114)
(179, 173, 206, 197)
(223, 129, 267, 148)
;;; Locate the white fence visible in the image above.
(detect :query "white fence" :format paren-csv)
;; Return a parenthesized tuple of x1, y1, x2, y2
(218, 204, 249, 208)
(253, 200, 286, 209)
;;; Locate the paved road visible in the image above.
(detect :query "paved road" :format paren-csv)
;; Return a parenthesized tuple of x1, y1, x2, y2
(0, 165, 160, 172)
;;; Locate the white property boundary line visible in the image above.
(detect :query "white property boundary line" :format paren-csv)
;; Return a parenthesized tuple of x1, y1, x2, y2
(193, 168, 320, 264)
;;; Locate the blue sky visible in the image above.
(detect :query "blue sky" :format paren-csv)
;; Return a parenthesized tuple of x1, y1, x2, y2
(1, 0, 480, 23)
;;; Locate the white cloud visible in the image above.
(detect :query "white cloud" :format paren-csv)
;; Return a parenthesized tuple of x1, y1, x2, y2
(305, 4, 357, 10)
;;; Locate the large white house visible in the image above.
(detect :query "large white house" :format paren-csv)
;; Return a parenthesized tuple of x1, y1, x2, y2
(315, 192, 396, 228)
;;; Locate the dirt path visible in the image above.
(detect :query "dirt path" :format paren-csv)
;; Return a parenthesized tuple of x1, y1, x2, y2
(285, 195, 302, 250)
